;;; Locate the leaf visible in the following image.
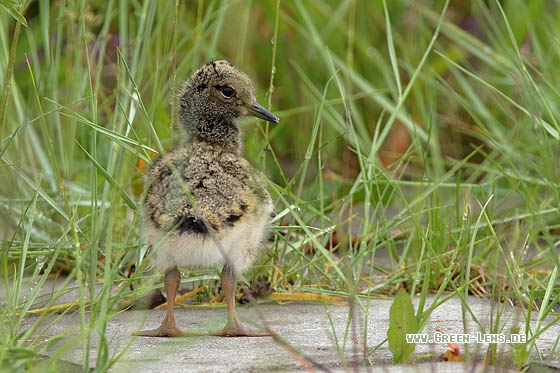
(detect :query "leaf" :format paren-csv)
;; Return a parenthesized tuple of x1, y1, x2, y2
(387, 289, 418, 364)
(76, 142, 138, 211)
(0, 0, 28, 26)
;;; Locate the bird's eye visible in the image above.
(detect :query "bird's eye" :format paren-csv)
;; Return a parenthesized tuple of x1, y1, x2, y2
(216, 85, 236, 98)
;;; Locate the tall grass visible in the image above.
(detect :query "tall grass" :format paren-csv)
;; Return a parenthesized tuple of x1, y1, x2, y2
(1, 0, 559, 370)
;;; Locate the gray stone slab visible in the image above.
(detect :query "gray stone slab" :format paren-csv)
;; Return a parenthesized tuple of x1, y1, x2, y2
(19, 295, 559, 372)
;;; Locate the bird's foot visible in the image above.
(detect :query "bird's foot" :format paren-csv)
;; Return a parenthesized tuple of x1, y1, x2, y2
(212, 326, 275, 337)
(133, 325, 208, 337)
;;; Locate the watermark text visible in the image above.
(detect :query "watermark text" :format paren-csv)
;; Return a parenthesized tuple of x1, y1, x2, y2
(406, 333, 526, 344)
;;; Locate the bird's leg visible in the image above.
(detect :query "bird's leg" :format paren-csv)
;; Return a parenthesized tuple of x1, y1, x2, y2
(134, 266, 191, 337)
(216, 264, 271, 337)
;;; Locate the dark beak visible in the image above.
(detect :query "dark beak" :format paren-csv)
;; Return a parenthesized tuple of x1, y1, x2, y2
(247, 102, 280, 123)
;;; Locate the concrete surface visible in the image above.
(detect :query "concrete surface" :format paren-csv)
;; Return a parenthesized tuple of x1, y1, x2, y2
(19, 294, 559, 372)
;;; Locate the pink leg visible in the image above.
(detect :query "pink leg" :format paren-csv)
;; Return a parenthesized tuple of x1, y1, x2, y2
(216, 264, 271, 337)
(134, 266, 194, 337)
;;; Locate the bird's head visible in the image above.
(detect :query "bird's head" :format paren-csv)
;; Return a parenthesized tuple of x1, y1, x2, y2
(178, 60, 279, 147)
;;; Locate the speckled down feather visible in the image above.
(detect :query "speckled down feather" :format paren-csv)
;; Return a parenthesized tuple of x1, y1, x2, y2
(142, 60, 275, 276)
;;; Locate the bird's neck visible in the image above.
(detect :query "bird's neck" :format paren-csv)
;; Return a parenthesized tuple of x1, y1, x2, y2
(191, 117, 242, 154)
